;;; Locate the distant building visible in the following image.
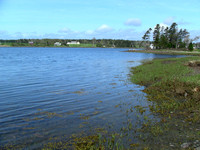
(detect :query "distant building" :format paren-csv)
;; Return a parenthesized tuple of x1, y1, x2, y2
(67, 41, 80, 45)
(29, 41, 34, 45)
(150, 44, 154, 50)
(54, 42, 61, 46)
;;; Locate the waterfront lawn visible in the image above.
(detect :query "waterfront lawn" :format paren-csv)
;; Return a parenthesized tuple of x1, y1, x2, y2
(68, 44, 96, 47)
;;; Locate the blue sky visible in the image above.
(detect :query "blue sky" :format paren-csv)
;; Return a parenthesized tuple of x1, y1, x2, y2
(0, 0, 200, 40)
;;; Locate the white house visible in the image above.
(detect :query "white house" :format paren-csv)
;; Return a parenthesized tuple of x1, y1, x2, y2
(67, 41, 80, 45)
(54, 42, 61, 46)
(28, 41, 34, 45)
(150, 44, 154, 50)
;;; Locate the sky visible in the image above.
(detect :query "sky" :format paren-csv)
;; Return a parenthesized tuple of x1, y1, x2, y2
(0, 0, 200, 40)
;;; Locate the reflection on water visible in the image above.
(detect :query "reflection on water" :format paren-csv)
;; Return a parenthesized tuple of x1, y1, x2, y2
(0, 47, 182, 148)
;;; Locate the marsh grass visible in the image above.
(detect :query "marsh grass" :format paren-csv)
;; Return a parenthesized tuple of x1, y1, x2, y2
(131, 56, 200, 117)
(126, 49, 200, 56)
(130, 56, 200, 149)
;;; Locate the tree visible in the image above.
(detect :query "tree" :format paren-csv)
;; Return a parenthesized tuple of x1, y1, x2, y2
(142, 22, 191, 50)
(92, 37, 96, 47)
(153, 24, 161, 49)
(159, 26, 169, 49)
(142, 28, 152, 49)
(192, 36, 200, 42)
(177, 29, 189, 48)
(168, 22, 178, 48)
(96, 43, 103, 47)
(188, 42, 193, 51)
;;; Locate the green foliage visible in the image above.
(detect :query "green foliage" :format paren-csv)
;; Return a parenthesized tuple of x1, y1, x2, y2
(68, 44, 95, 47)
(131, 56, 200, 122)
(188, 42, 194, 51)
(0, 39, 144, 48)
(153, 24, 161, 49)
(96, 43, 103, 47)
(142, 28, 152, 41)
(143, 22, 190, 50)
(131, 57, 200, 86)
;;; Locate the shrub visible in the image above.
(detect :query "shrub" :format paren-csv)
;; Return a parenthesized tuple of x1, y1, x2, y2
(188, 42, 194, 51)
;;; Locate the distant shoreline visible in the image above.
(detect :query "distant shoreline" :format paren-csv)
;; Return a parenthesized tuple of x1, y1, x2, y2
(124, 49, 200, 56)
(0, 45, 136, 49)
(0, 45, 10, 47)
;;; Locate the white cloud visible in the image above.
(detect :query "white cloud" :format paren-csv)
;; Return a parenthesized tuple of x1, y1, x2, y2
(85, 30, 94, 35)
(163, 17, 175, 25)
(178, 19, 190, 25)
(189, 30, 200, 41)
(159, 23, 168, 29)
(163, 17, 190, 26)
(96, 24, 113, 32)
(0, 29, 143, 40)
(58, 28, 72, 33)
(124, 18, 142, 26)
(0, 30, 8, 34)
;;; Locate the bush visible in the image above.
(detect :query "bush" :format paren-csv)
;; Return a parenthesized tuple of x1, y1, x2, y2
(188, 42, 194, 51)
(96, 43, 103, 47)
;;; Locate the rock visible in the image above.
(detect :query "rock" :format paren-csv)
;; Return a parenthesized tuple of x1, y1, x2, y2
(184, 92, 188, 97)
(181, 142, 191, 149)
(195, 147, 200, 150)
(193, 87, 199, 92)
(194, 140, 199, 144)
(176, 87, 185, 95)
(188, 61, 196, 67)
(187, 60, 200, 67)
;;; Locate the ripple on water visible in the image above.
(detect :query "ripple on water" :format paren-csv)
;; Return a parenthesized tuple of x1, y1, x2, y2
(0, 47, 181, 148)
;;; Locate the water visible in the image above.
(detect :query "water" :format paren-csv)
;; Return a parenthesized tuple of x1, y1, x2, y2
(0, 47, 183, 148)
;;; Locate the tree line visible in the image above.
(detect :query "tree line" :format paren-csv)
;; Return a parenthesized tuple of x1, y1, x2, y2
(0, 39, 144, 48)
(142, 22, 199, 50)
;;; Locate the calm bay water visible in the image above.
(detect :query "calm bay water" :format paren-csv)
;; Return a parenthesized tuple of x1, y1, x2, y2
(0, 47, 182, 148)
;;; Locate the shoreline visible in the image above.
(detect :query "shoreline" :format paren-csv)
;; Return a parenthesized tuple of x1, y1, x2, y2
(125, 49, 200, 56)
(0, 45, 134, 49)
(130, 56, 200, 149)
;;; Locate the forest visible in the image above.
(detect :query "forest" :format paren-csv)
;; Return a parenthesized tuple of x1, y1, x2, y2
(142, 22, 200, 50)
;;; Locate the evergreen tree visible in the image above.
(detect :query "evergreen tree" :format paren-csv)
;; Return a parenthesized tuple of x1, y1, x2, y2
(142, 22, 191, 50)
(153, 24, 161, 49)
(142, 28, 152, 49)
(188, 42, 193, 51)
(159, 26, 169, 49)
(168, 22, 178, 48)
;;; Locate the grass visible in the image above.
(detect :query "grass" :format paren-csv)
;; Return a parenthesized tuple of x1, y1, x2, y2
(131, 56, 200, 115)
(126, 49, 200, 56)
(131, 56, 200, 86)
(68, 44, 96, 47)
(130, 56, 200, 149)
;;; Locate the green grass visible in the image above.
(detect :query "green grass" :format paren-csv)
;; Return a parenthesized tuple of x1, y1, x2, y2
(127, 49, 200, 56)
(68, 44, 96, 47)
(130, 56, 200, 149)
(131, 56, 200, 120)
(131, 56, 200, 86)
